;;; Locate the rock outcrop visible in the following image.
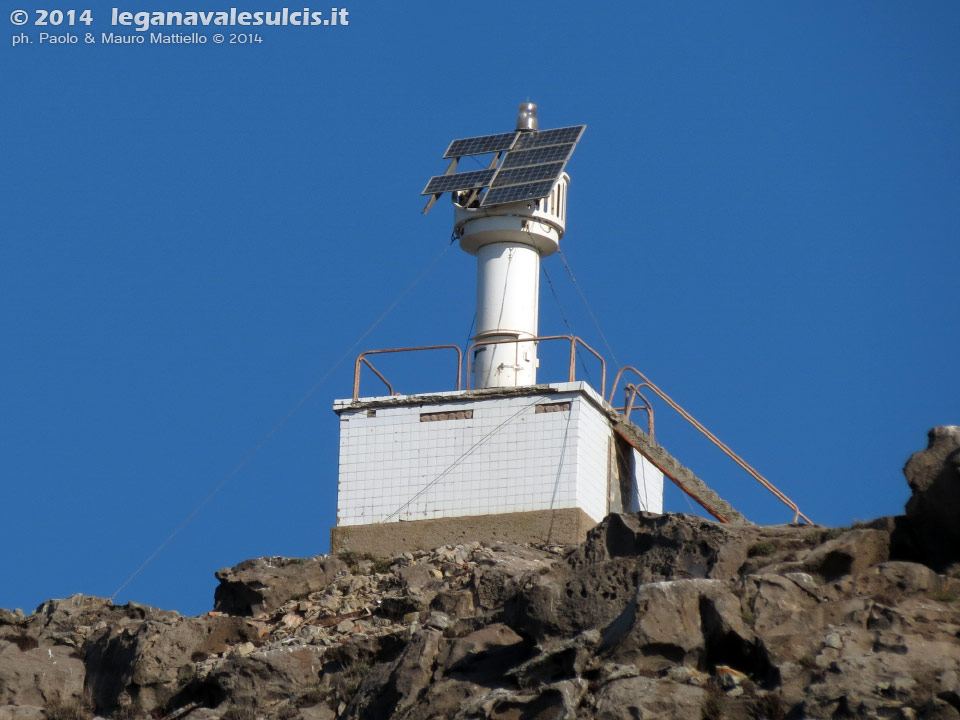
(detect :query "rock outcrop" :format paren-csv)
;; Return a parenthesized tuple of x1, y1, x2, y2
(902, 426, 960, 571)
(1, 427, 958, 720)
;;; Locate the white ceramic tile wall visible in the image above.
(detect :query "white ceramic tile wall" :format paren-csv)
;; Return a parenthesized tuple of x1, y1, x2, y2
(335, 383, 661, 526)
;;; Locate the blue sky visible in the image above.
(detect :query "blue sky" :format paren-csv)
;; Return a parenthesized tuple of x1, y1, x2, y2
(2, 2, 957, 616)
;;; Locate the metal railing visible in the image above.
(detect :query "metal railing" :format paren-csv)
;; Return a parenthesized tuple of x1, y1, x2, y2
(615, 383, 655, 438)
(348, 340, 810, 525)
(466, 334, 606, 395)
(352, 345, 463, 401)
(608, 366, 812, 524)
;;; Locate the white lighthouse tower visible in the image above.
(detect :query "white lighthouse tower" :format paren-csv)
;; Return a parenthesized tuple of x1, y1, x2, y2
(454, 103, 568, 389)
(330, 105, 666, 555)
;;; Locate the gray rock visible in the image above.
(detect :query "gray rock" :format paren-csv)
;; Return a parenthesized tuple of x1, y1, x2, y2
(0, 609, 26, 627)
(803, 529, 890, 581)
(921, 698, 960, 720)
(593, 676, 707, 720)
(3, 428, 960, 720)
(214, 556, 347, 616)
(397, 563, 443, 600)
(442, 623, 525, 674)
(83, 613, 262, 714)
(449, 680, 587, 720)
(0, 642, 86, 707)
(574, 512, 744, 584)
(424, 612, 450, 631)
(904, 426, 960, 571)
(509, 630, 600, 688)
(0, 706, 47, 720)
(202, 645, 326, 709)
(342, 629, 442, 720)
(430, 590, 475, 619)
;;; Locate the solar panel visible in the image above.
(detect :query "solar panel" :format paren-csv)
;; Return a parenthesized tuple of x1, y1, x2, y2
(422, 168, 496, 195)
(424, 121, 585, 212)
(512, 125, 586, 150)
(443, 131, 519, 159)
(500, 144, 576, 169)
(481, 180, 558, 207)
(490, 162, 565, 189)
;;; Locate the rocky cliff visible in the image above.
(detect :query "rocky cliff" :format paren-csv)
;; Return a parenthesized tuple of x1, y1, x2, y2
(2, 427, 959, 720)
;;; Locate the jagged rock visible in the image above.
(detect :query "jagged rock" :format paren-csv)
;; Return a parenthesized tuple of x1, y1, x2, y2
(214, 556, 347, 616)
(450, 680, 587, 720)
(598, 578, 775, 683)
(0, 594, 174, 652)
(397, 564, 443, 599)
(922, 698, 960, 719)
(0, 641, 86, 707)
(0, 706, 47, 720)
(342, 628, 443, 720)
(592, 676, 708, 720)
(746, 573, 822, 662)
(843, 560, 946, 605)
(195, 645, 326, 710)
(442, 624, 526, 675)
(510, 512, 832, 641)
(430, 590, 475, 619)
(571, 511, 824, 581)
(506, 560, 629, 640)
(82, 614, 262, 714)
(803, 528, 891, 581)
(508, 630, 599, 688)
(904, 426, 960, 571)
(1, 428, 959, 720)
(572, 512, 750, 577)
(35, 594, 174, 638)
(470, 544, 556, 611)
(0, 609, 26, 627)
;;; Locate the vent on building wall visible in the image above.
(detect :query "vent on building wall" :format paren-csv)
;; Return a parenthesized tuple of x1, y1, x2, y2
(420, 410, 474, 422)
(535, 402, 572, 414)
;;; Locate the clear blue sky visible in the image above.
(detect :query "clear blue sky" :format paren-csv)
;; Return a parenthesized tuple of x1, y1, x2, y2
(2, 2, 957, 617)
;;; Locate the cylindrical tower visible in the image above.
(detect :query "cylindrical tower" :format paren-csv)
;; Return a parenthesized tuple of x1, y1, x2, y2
(454, 104, 570, 389)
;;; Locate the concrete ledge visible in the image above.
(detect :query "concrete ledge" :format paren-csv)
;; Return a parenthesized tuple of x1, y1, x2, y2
(330, 508, 596, 556)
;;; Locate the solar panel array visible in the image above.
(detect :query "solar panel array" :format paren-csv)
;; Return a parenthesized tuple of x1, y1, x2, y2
(512, 125, 585, 150)
(443, 132, 519, 159)
(489, 162, 565, 189)
(482, 181, 559, 207)
(423, 124, 585, 208)
(500, 144, 575, 169)
(423, 169, 496, 195)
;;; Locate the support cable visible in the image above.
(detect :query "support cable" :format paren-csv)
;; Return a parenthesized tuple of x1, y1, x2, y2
(545, 405, 574, 543)
(380, 398, 542, 523)
(557, 248, 621, 371)
(541, 263, 595, 386)
(110, 242, 455, 602)
(463, 311, 477, 375)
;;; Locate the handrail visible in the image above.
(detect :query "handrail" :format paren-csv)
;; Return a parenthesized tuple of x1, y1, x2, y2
(608, 366, 812, 524)
(359, 357, 394, 397)
(466, 334, 606, 396)
(353, 345, 463, 401)
(621, 384, 655, 438)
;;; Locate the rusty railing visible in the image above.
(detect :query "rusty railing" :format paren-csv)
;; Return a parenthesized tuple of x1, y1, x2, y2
(617, 383, 655, 438)
(466, 334, 606, 395)
(352, 345, 463, 401)
(608, 366, 811, 524)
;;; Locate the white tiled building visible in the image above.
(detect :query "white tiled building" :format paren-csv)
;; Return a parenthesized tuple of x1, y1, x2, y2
(332, 382, 663, 548)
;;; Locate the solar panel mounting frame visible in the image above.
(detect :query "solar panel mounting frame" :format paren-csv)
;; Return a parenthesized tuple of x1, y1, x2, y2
(423, 123, 586, 212)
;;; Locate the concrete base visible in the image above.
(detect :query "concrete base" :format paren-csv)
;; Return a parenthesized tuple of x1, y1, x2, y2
(330, 508, 596, 556)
